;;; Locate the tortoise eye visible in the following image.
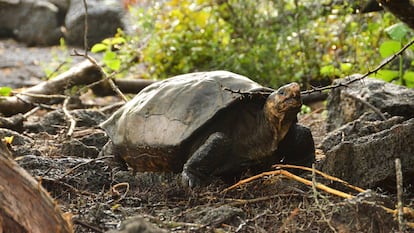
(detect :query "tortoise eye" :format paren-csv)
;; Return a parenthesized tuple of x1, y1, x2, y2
(277, 88, 286, 96)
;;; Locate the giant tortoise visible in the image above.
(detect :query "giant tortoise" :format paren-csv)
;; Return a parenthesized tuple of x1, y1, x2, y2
(101, 71, 315, 187)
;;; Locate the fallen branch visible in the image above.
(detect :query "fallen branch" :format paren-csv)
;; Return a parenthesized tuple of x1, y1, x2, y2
(0, 60, 103, 116)
(91, 78, 155, 96)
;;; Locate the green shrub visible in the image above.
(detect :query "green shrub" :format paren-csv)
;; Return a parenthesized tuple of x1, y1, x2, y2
(93, 0, 411, 88)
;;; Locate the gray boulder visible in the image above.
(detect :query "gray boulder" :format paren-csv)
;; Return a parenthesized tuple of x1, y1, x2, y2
(0, 0, 64, 45)
(319, 118, 414, 189)
(320, 78, 414, 189)
(326, 76, 414, 131)
(319, 113, 404, 152)
(64, 0, 125, 47)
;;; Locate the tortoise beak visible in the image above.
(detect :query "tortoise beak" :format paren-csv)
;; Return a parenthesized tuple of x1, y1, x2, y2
(278, 83, 302, 112)
(286, 93, 302, 109)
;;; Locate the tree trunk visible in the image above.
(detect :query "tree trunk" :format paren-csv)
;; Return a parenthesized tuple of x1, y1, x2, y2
(378, 0, 414, 30)
(0, 141, 73, 233)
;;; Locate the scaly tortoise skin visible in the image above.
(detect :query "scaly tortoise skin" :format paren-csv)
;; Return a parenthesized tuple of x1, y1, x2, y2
(101, 71, 315, 187)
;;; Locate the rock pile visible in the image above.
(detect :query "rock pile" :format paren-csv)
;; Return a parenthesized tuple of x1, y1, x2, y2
(319, 77, 414, 190)
(0, 0, 125, 46)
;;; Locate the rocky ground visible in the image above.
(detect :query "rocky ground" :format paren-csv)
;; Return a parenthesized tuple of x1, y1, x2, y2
(1, 38, 414, 232)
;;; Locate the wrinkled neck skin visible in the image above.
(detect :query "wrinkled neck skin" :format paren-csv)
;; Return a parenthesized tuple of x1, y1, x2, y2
(263, 103, 295, 151)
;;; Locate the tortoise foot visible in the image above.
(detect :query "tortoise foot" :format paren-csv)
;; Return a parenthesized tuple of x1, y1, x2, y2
(181, 169, 205, 188)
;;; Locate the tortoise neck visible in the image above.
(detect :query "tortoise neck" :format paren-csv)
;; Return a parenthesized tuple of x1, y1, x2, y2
(262, 105, 296, 151)
(258, 110, 279, 151)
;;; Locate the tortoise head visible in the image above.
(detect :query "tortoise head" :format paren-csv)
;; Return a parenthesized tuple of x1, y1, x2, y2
(264, 82, 302, 145)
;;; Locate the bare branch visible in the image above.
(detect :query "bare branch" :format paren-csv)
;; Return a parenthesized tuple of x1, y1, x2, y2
(82, 0, 89, 54)
(301, 37, 414, 95)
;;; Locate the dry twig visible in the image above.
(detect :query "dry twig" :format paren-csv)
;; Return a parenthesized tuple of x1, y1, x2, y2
(225, 166, 414, 229)
(395, 158, 405, 232)
(277, 207, 299, 233)
(57, 155, 114, 181)
(222, 169, 354, 199)
(236, 209, 271, 232)
(63, 97, 76, 137)
(71, 49, 128, 102)
(301, 37, 414, 95)
(107, 182, 130, 204)
(311, 164, 337, 233)
(273, 164, 365, 193)
(225, 193, 302, 207)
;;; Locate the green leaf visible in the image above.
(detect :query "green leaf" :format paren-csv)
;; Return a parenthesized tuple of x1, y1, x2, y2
(104, 51, 117, 60)
(0, 86, 12, 96)
(376, 69, 399, 82)
(385, 23, 410, 41)
(403, 71, 414, 82)
(59, 37, 66, 47)
(379, 40, 401, 58)
(103, 51, 121, 71)
(111, 37, 126, 45)
(91, 43, 108, 53)
(403, 72, 414, 88)
(340, 63, 352, 73)
(102, 38, 112, 45)
(320, 65, 340, 77)
(301, 105, 311, 114)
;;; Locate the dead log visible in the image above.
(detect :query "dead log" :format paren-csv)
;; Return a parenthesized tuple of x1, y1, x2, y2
(0, 140, 73, 233)
(92, 78, 155, 96)
(0, 60, 104, 116)
(378, 0, 414, 30)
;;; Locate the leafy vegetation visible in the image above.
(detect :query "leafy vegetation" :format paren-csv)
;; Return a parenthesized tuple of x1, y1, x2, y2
(92, 0, 414, 88)
(375, 23, 414, 87)
(0, 86, 12, 96)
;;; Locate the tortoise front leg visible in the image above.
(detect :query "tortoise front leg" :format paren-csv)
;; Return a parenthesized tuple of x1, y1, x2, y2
(278, 124, 315, 168)
(181, 132, 231, 188)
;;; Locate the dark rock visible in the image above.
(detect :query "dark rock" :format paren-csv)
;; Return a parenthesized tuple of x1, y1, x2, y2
(79, 131, 108, 149)
(0, 128, 41, 156)
(0, 128, 31, 145)
(61, 138, 100, 158)
(0, 114, 24, 132)
(331, 190, 397, 232)
(18, 154, 112, 193)
(184, 205, 244, 227)
(326, 77, 414, 131)
(320, 114, 404, 151)
(0, 0, 64, 45)
(319, 118, 414, 189)
(64, 0, 125, 47)
(25, 109, 107, 134)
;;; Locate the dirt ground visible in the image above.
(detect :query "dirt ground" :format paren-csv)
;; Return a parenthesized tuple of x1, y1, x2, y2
(1, 39, 413, 232)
